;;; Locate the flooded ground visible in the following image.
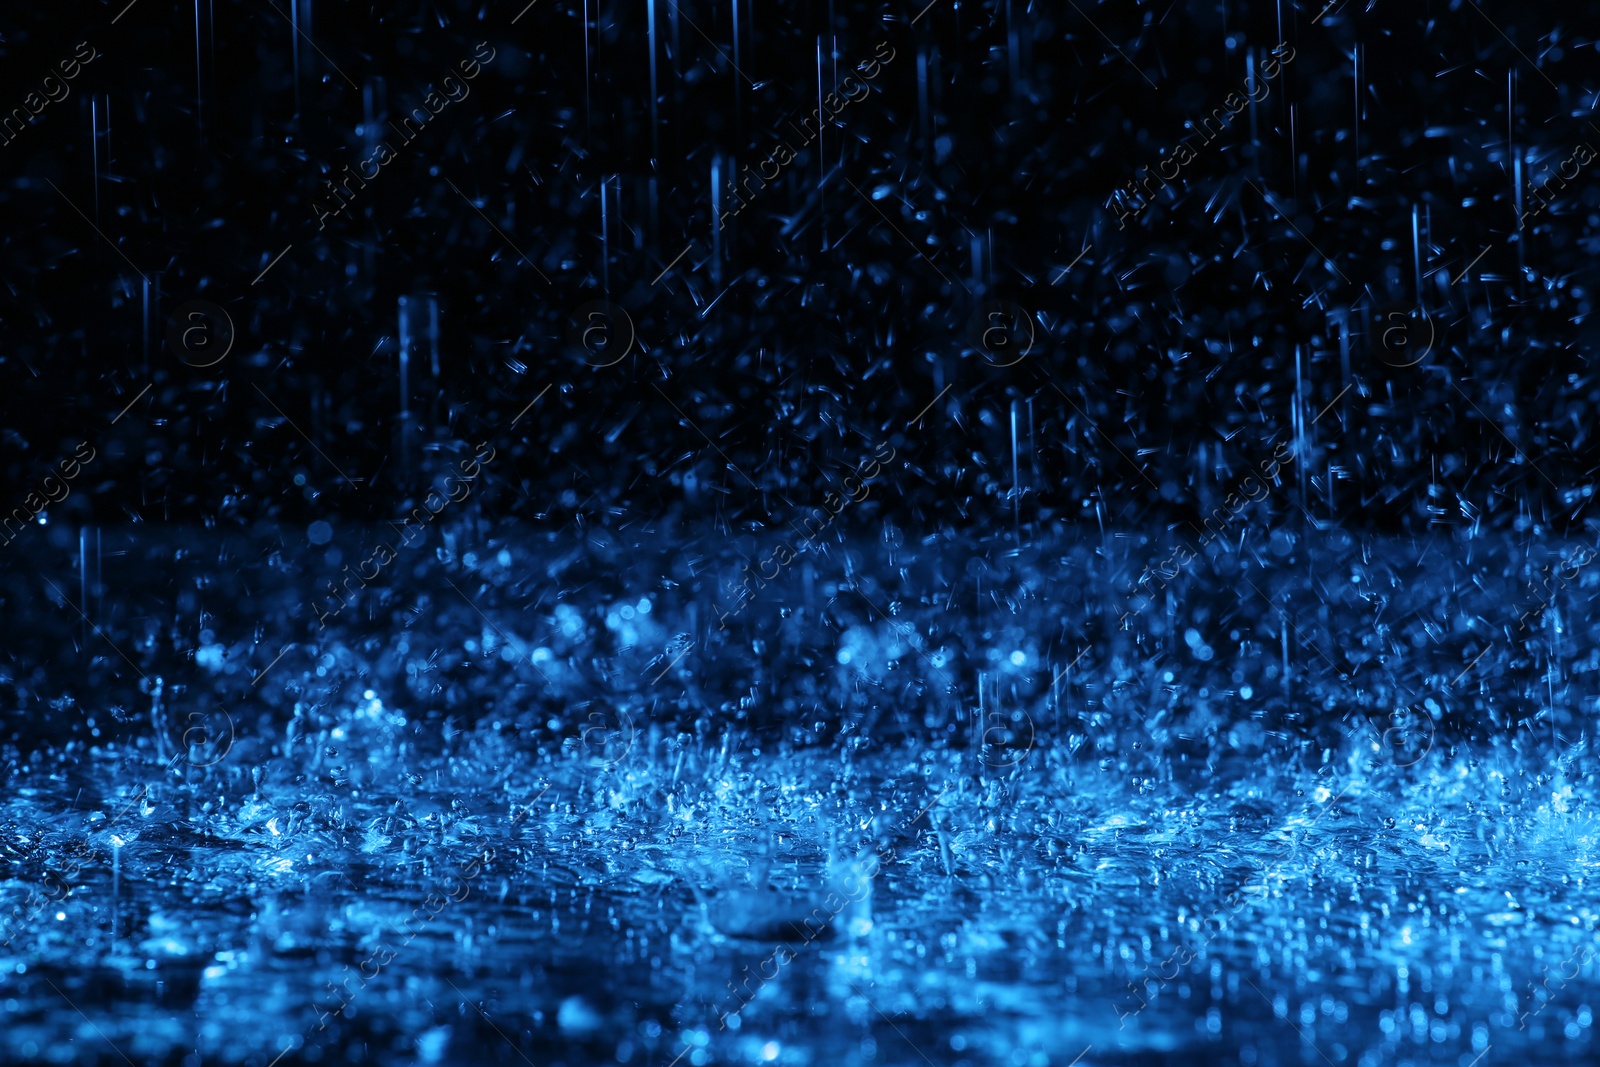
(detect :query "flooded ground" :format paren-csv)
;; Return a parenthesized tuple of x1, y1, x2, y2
(2, 520, 1597, 1066)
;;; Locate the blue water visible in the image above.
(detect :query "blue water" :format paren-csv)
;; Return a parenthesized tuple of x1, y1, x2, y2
(2, 523, 1597, 1066)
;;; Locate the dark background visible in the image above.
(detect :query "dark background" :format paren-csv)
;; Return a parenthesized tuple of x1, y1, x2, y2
(0, 0, 1594, 540)
(5, 8, 1600, 1065)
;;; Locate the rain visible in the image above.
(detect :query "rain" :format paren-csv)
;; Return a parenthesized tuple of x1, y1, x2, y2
(1, 0, 1598, 1065)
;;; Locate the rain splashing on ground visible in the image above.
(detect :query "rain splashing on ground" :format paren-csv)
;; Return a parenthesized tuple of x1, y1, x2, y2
(3, 1, 1600, 1065)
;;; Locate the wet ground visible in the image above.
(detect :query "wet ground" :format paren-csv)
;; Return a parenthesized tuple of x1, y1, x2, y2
(2, 519, 1598, 1066)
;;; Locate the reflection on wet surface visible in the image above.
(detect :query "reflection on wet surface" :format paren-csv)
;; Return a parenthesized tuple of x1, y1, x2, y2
(3, 739, 1598, 1066)
(2, 526, 1597, 1065)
